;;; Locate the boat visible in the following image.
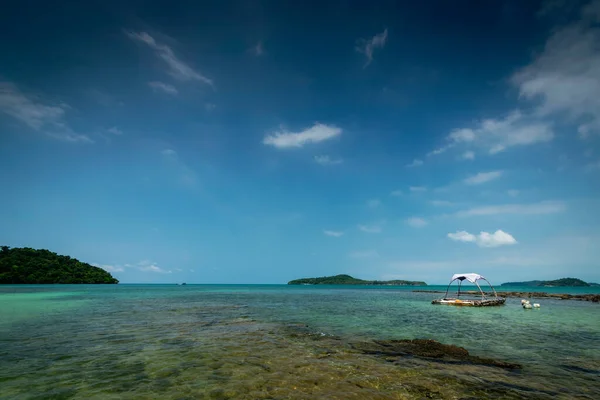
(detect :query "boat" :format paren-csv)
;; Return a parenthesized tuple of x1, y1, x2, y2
(432, 273, 506, 307)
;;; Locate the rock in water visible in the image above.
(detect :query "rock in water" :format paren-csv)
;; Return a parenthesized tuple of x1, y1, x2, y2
(351, 339, 522, 369)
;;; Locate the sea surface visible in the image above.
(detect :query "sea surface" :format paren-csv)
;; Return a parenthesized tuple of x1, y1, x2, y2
(1, 284, 599, 399)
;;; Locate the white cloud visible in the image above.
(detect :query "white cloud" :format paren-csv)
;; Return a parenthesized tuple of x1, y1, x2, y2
(430, 200, 453, 207)
(406, 217, 428, 228)
(161, 148, 197, 187)
(409, 186, 427, 192)
(584, 160, 600, 171)
(250, 41, 264, 56)
(512, 2, 600, 138)
(463, 170, 503, 185)
(507, 189, 520, 197)
(355, 28, 388, 68)
(449, 128, 476, 143)
(162, 148, 177, 157)
(349, 250, 379, 258)
(314, 155, 343, 165)
(456, 201, 565, 217)
(367, 199, 381, 208)
(92, 263, 124, 273)
(137, 260, 171, 273)
(450, 111, 554, 155)
(107, 127, 123, 135)
(426, 2, 600, 159)
(461, 151, 475, 160)
(148, 81, 178, 95)
(358, 224, 383, 233)
(0, 82, 92, 143)
(263, 123, 341, 148)
(406, 159, 424, 168)
(139, 264, 172, 274)
(447, 229, 517, 248)
(323, 230, 344, 237)
(390, 190, 403, 197)
(427, 144, 454, 157)
(126, 31, 213, 86)
(447, 231, 477, 243)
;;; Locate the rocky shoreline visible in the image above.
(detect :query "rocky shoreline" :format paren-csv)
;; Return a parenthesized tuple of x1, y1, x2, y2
(413, 290, 600, 303)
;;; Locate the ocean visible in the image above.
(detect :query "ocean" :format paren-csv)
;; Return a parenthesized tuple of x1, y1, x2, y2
(1, 284, 599, 399)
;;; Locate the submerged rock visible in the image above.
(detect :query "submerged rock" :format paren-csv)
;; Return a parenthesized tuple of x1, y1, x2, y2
(351, 339, 522, 370)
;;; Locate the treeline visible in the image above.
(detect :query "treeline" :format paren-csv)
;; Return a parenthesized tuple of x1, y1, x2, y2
(288, 274, 427, 286)
(501, 278, 597, 287)
(0, 246, 118, 284)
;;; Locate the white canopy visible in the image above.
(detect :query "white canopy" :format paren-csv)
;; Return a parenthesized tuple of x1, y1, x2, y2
(451, 273, 484, 284)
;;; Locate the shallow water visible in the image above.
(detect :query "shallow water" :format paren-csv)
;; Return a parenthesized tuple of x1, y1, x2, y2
(1, 284, 599, 399)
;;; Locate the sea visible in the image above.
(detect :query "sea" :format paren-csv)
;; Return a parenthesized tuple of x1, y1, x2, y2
(1, 284, 599, 399)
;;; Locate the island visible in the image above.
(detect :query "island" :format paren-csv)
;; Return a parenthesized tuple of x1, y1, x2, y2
(500, 278, 599, 287)
(288, 274, 427, 286)
(0, 246, 119, 284)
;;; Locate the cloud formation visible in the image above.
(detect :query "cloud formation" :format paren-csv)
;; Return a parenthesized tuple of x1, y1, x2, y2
(126, 31, 213, 86)
(263, 123, 341, 148)
(314, 155, 343, 165)
(456, 201, 565, 217)
(512, 1, 600, 138)
(93, 263, 124, 273)
(367, 199, 381, 208)
(161, 148, 197, 187)
(323, 230, 344, 237)
(148, 81, 178, 95)
(461, 151, 475, 160)
(137, 260, 172, 274)
(358, 224, 383, 233)
(447, 229, 517, 247)
(250, 41, 264, 56)
(464, 170, 503, 185)
(406, 217, 428, 228)
(443, 111, 554, 156)
(430, 200, 453, 207)
(355, 29, 388, 68)
(406, 159, 424, 167)
(0, 82, 92, 143)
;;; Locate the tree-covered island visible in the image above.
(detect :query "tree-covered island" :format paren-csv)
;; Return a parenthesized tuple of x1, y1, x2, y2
(501, 278, 598, 287)
(0, 246, 118, 284)
(288, 274, 427, 286)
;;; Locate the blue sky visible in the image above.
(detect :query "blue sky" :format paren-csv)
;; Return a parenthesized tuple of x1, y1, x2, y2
(1, 0, 599, 284)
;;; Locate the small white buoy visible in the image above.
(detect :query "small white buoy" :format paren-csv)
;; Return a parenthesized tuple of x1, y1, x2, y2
(523, 303, 533, 309)
(533, 303, 540, 308)
(521, 299, 528, 305)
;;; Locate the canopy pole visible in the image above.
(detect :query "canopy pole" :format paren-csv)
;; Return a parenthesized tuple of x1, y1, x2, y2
(475, 281, 485, 299)
(458, 280, 462, 298)
(481, 278, 499, 299)
(444, 278, 457, 299)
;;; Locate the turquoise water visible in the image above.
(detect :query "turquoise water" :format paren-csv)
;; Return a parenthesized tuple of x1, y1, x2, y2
(1, 284, 599, 399)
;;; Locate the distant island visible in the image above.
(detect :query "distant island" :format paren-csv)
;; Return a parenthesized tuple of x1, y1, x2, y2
(288, 274, 427, 286)
(501, 278, 599, 287)
(0, 246, 118, 284)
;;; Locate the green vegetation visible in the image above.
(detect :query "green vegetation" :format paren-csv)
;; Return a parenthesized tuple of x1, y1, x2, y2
(501, 278, 593, 287)
(288, 274, 427, 286)
(0, 246, 118, 284)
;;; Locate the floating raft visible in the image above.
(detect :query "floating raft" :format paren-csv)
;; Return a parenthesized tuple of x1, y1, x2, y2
(432, 273, 506, 307)
(431, 298, 506, 307)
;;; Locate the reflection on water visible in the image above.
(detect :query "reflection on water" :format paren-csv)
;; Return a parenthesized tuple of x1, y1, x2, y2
(0, 285, 599, 399)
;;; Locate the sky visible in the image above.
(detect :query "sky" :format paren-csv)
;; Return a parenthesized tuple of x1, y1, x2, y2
(1, 0, 599, 284)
